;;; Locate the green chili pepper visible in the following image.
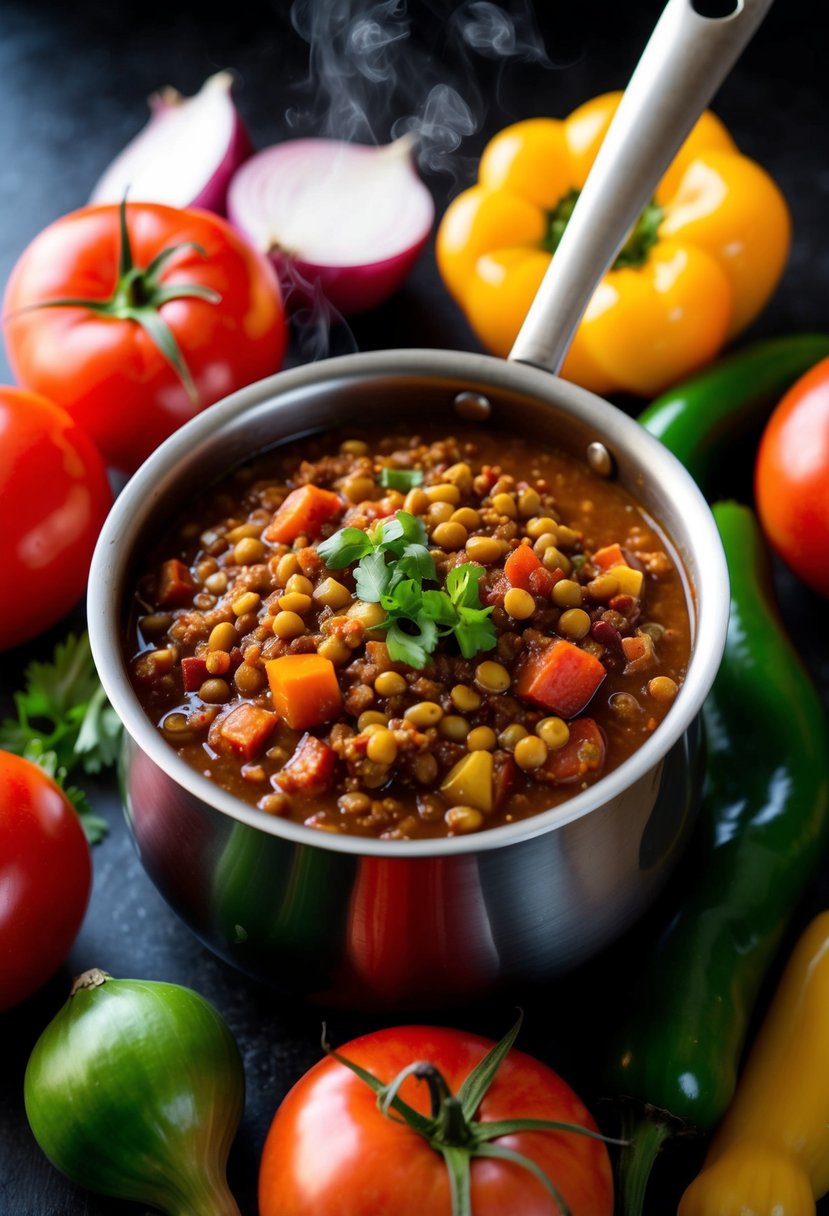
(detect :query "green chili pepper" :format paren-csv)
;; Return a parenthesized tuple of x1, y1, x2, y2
(638, 334, 829, 487)
(608, 502, 829, 1215)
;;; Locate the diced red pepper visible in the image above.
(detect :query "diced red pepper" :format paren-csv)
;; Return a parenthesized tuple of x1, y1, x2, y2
(528, 566, 562, 598)
(504, 544, 541, 590)
(263, 484, 344, 544)
(157, 558, 196, 606)
(538, 718, 606, 785)
(181, 656, 209, 691)
(515, 639, 606, 718)
(481, 574, 510, 607)
(216, 703, 277, 762)
(275, 733, 337, 796)
(492, 752, 516, 808)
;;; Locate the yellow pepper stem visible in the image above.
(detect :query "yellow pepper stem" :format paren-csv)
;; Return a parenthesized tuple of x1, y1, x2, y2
(544, 190, 664, 270)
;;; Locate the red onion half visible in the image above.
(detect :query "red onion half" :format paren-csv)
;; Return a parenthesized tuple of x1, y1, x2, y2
(90, 72, 251, 214)
(227, 137, 435, 317)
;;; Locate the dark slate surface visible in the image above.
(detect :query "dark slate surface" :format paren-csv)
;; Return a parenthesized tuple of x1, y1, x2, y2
(1, 1, 828, 1213)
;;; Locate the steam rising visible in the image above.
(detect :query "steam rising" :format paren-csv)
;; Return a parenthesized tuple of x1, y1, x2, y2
(287, 0, 551, 173)
(284, 0, 552, 359)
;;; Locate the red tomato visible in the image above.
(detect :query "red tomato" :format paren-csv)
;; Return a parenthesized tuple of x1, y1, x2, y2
(3, 203, 287, 473)
(259, 1025, 613, 1216)
(0, 387, 112, 651)
(755, 357, 829, 597)
(0, 752, 92, 1011)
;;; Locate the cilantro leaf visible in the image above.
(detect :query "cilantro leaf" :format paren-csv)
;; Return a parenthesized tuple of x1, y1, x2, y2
(313, 511, 498, 670)
(354, 549, 392, 602)
(446, 562, 486, 609)
(393, 543, 437, 586)
(385, 619, 436, 669)
(74, 684, 123, 773)
(420, 589, 457, 629)
(376, 511, 428, 555)
(379, 467, 424, 491)
(317, 526, 373, 569)
(0, 632, 121, 776)
(455, 606, 498, 659)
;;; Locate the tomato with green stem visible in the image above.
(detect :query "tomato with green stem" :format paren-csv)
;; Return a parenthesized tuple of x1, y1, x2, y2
(755, 356, 829, 598)
(3, 201, 286, 473)
(0, 750, 92, 1011)
(259, 1018, 614, 1216)
(0, 387, 112, 651)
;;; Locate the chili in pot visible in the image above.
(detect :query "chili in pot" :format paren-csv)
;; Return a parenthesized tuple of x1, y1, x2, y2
(127, 427, 691, 840)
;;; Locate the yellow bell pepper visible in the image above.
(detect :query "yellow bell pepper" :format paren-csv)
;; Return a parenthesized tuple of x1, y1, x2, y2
(436, 93, 791, 396)
(679, 910, 829, 1216)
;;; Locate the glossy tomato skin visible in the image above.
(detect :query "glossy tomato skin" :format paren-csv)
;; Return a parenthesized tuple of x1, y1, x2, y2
(0, 752, 92, 1011)
(3, 203, 287, 473)
(259, 1025, 613, 1216)
(0, 387, 113, 651)
(755, 357, 829, 598)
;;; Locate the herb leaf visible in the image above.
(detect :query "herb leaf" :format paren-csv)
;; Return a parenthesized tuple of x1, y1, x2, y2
(385, 619, 436, 669)
(374, 510, 428, 554)
(317, 511, 498, 669)
(0, 632, 121, 777)
(317, 526, 373, 569)
(379, 467, 424, 491)
(354, 549, 392, 602)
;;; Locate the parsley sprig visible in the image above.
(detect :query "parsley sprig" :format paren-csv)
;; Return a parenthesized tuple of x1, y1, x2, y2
(0, 632, 121, 843)
(317, 511, 497, 669)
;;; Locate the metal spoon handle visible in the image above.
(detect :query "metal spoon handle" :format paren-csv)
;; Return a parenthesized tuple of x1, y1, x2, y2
(509, 0, 774, 372)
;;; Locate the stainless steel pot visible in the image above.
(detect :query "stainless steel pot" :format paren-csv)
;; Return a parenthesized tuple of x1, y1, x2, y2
(88, 0, 768, 1007)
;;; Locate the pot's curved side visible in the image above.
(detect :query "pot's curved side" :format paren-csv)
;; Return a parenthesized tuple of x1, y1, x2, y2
(121, 716, 702, 1009)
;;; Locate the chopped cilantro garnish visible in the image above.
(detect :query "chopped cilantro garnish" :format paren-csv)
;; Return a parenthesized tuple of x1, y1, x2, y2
(379, 467, 424, 491)
(0, 631, 121, 844)
(318, 511, 497, 668)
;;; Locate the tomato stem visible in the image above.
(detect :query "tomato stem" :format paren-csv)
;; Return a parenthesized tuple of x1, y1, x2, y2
(413, 1063, 472, 1145)
(9, 199, 222, 405)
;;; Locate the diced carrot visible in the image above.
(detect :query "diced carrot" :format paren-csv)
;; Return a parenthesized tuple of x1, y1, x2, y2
(266, 653, 343, 731)
(181, 656, 209, 691)
(216, 703, 277, 762)
(592, 543, 626, 570)
(515, 639, 606, 718)
(275, 733, 337, 796)
(157, 558, 196, 606)
(504, 544, 541, 590)
(538, 718, 606, 785)
(263, 484, 344, 544)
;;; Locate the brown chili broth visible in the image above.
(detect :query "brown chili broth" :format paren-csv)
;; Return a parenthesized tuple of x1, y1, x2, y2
(128, 427, 692, 839)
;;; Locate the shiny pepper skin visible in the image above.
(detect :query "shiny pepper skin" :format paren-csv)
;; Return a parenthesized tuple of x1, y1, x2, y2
(436, 93, 791, 396)
(679, 911, 829, 1215)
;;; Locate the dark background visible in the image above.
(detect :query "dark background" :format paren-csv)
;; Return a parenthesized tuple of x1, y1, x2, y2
(1, 1, 828, 1213)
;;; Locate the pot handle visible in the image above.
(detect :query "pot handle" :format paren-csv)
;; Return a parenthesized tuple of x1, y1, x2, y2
(508, 0, 774, 373)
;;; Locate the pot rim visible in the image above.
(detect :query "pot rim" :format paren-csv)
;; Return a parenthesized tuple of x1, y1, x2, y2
(88, 347, 729, 858)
